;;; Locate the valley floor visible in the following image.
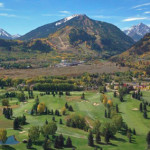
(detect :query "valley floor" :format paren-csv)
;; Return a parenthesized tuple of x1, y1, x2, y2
(0, 62, 129, 78)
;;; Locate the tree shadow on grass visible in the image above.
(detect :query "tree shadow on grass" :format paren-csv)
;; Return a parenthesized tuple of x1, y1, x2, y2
(63, 145, 76, 149)
(131, 137, 137, 144)
(118, 129, 127, 136)
(112, 136, 126, 143)
(30, 148, 37, 150)
(109, 143, 117, 146)
(95, 142, 117, 147)
(1, 145, 16, 150)
(33, 140, 44, 146)
(93, 145, 104, 150)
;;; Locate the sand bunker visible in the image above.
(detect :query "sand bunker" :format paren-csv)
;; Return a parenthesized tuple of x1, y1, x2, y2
(24, 109, 28, 113)
(93, 103, 100, 106)
(132, 108, 139, 111)
(19, 131, 26, 134)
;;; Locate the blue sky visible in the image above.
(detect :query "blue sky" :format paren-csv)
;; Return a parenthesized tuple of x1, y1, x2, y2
(0, 0, 150, 35)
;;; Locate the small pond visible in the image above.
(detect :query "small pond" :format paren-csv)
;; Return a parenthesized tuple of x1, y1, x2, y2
(0, 136, 19, 145)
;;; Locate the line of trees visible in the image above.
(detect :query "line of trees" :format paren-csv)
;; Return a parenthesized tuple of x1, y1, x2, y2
(34, 83, 82, 92)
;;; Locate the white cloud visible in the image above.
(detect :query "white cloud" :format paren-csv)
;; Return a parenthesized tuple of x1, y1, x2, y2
(145, 11, 150, 14)
(59, 11, 70, 14)
(132, 3, 150, 9)
(0, 8, 13, 11)
(0, 3, 4, 7)
(0, 13, 17, 17)
(122, 17, 148, 22)
(136, 8, 144, 11)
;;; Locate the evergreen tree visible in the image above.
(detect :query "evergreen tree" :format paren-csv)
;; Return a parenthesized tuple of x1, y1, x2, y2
(13, 118, 19, 130)
(68, 105, 73, 111)
(88, 131, 94, 146)
(139, 103, 143, 112)
(22, 115, 26, 125)
(58, 134, 64, 147)
(42, 138, 50, 150)
(96, 131, 101, 144)
(107, 109, 111, 118)
(144, 111, 148, 119)
(51, 109, 53, 115)
(54, 136, 59, 148)
(116, 104, 119, 113)
(105, 130, 110, 144)
(81, 93, 85, 100)
(5, 109, 10, 119)
(132, 92, 135, 98)
(45, 120, 48, 125)
(55, 110, 57, 115)
(127, 130, 132, 143)
(146, 131, 150, 149)
(66, 137, 72, 147)
(31, 90, 34, 98)
(26, 138, 32, 149)
(114, 91, 117, 97)
(57, 110, 60, 116)
(120, 95, 123, 102)
(59, 119, 63, 124)
(35, 95, 39, 104)
(66, 91, 71, 96)
(47, 109, 50, 115)
(45, 107, 48, 114)
(10, 108, 13, 117)
(133, 129, 136, 135)
(129, 134, 132, 143)
(3, 108, 6, 115)
(65, 102, 68, 109)
(144, 103, 147, 111)
(105, 110, 107, 118)
(52, 116, 55, 122)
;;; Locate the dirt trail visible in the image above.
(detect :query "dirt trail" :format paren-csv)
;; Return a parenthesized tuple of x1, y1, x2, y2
(58, 37, 66, 49)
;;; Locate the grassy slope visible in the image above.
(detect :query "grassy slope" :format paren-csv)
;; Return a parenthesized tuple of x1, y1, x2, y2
(0, 91, 150, 149)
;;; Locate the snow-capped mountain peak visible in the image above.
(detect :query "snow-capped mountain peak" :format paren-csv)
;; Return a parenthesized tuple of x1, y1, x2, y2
(0, 28, 21, 39)
(124, 23, 150, 41)
(55, 14, 84, 26)
(12, 34, 21, 39)
(0, 28, 12, 38)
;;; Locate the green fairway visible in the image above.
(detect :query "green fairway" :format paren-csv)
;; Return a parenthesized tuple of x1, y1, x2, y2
(0, 90, 150, 150)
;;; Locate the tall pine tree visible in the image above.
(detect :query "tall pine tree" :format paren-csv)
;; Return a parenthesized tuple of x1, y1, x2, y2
(88, 131, 94, 146)
(146, 131, 150, 149)
(66, 137, 72, 147)
(96, 131, 101, 144)
(26, 138, 32, 149)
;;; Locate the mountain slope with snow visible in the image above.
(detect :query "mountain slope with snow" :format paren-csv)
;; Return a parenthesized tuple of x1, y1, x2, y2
(0, 28, 21, 39)
(12, 34, 21, 39)
(124, 23, 150, 41)
(55, 14, 82, 26)
(0, 28, 12, 39)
